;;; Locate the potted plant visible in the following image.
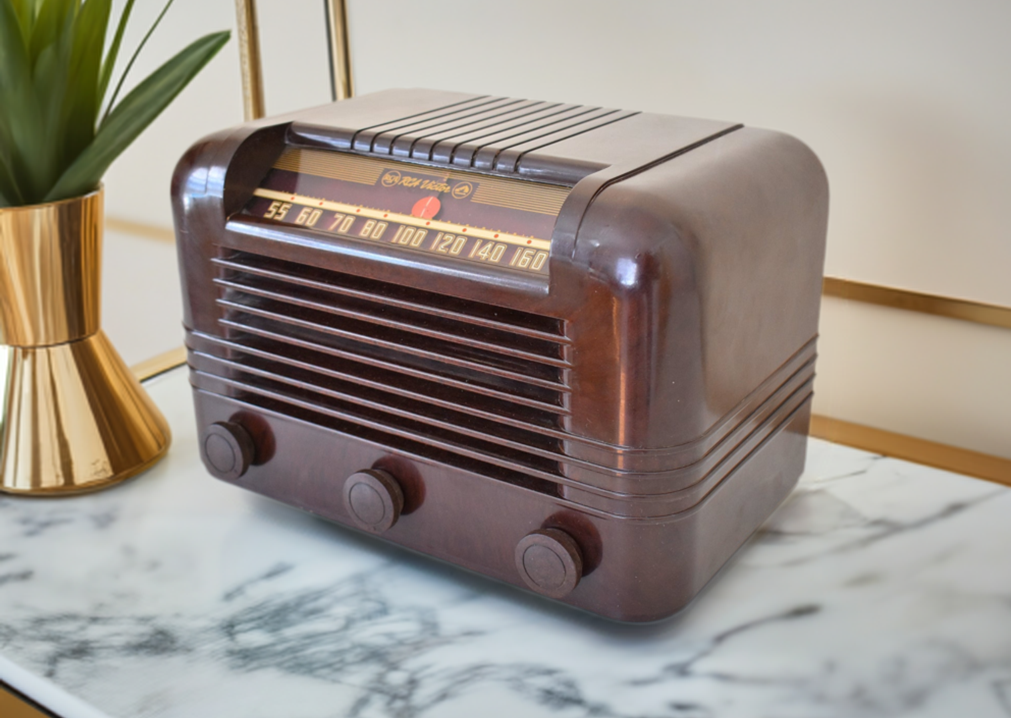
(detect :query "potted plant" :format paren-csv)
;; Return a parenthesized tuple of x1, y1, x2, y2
(0, 0, 229, 495)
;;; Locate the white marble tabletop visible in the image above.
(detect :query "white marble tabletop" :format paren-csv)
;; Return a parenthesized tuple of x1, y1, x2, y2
(1, 366, 1010, 718)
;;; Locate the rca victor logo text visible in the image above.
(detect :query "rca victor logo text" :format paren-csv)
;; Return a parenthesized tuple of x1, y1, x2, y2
(379, 170, 474, 198)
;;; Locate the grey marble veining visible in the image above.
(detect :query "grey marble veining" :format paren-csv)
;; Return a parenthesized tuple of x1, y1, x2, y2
(1, 367, 1010, 718)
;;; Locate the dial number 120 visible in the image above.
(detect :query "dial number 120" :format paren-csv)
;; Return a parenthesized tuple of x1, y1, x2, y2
(431, 232, 467, 255)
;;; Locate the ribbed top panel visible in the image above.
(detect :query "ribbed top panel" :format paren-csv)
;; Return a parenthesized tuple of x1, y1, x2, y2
(290, 94, 638, 183)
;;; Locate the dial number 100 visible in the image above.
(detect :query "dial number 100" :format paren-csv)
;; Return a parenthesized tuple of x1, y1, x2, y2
(390, 225, 429, 247)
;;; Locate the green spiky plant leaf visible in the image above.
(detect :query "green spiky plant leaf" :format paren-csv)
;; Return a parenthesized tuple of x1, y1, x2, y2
(0, 0, 229, 208)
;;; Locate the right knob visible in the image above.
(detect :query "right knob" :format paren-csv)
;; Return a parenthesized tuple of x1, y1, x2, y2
(515, 528, 583, 599)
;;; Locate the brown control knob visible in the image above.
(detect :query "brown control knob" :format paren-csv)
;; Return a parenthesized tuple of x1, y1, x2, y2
(344, 469, 404, 533)
(202, 422, 255, 480)
(515, 528, 583, 599)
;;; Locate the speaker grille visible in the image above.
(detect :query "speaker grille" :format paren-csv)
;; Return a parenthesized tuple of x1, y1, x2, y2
(189, 250, 572, 493)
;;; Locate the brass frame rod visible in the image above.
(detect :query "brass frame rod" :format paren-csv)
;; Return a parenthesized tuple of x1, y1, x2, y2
(810, 414, 1011, 487)
(131, 346, 1011, 488)
(823, 277, 1011, 331)
(234, 0, 266, 121)
(324, 0, 355, 100)
(131, 347, 187, 382)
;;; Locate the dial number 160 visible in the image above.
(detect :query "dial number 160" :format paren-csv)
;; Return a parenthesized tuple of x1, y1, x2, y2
(510, 247, 548, 271)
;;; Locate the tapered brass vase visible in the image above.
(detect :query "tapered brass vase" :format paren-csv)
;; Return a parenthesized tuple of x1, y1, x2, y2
(0, 188, 170, 495)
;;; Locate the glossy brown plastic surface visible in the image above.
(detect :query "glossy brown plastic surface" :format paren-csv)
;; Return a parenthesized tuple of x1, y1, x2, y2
(172, 89, 829, 622)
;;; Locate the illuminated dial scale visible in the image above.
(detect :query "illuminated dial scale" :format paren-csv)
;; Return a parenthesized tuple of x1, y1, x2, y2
(242, 148, 572, 277)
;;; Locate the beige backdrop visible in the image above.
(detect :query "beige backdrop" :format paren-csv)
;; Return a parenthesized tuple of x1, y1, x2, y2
(99, 0, 1011, 459)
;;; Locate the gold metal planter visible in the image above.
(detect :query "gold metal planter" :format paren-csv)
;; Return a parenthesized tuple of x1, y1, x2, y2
(0, 188, 170, 495)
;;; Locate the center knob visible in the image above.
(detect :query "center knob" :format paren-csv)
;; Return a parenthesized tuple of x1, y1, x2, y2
(343, 469, 404, 533)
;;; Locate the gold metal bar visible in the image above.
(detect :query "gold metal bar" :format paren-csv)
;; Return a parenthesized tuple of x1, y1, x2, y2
(0, 683, 52, 718)
(324, 0, 354, 100)
(810, 414, 1011, 487)
(123, 344, 1011, 488)
(131, 346, 187, 382)
(234, 0, 266, 121)
(106, 216, 175, 243)
(98, 221, 1011, 335)
(823, 277, 1011, 331)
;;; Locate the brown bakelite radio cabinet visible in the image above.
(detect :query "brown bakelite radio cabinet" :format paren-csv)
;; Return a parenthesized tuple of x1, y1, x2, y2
(173, 89, 828, 622)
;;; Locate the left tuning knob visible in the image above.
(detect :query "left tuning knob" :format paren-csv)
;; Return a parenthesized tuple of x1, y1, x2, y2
(201, 422, 256, 480)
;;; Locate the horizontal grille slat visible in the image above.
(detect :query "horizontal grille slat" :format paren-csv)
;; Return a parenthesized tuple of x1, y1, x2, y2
(202, 249, 574, 492)
(219, 310, 566, 397)
(191, 333, 568, 428)
(192, 328, 565, 413)
(219, 319, 565, 404)
(193, 370, 565, 478)
(194, 385, 560, 496)
(211, 254, 565, 340)
(191, 351, 569, 464)
(219, 302, 566, 388)
(214, 275, 568, 366)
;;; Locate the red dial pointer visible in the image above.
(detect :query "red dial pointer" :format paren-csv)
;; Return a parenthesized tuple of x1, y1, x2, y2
(411, 196, 441, 219)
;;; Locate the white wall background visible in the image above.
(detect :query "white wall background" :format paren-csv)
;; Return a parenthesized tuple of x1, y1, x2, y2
(99, 0, 1011, 458)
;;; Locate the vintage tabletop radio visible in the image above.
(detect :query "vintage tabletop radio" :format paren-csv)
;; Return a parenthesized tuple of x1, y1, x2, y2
(173, 89, 828, 622)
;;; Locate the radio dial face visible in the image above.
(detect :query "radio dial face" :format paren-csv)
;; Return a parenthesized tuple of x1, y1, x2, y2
(242, 149, 571, 278)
